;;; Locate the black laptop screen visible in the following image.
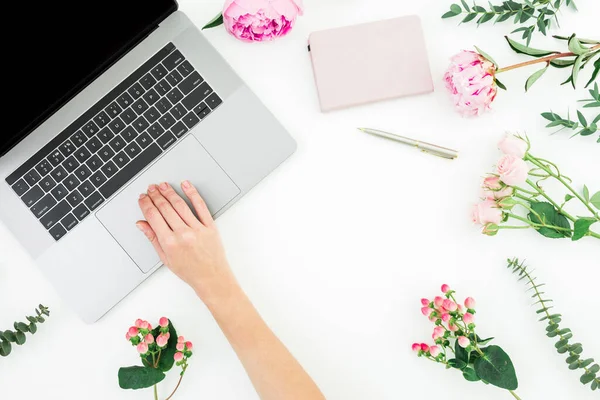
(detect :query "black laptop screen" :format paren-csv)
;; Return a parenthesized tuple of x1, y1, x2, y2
(2, 0, 177, 156)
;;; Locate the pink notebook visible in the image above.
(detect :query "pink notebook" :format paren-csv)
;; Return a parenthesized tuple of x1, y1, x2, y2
(308, 16, 434, 112)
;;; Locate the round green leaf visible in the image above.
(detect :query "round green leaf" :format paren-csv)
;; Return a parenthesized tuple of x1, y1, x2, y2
(15, 331, 26, 345)
(118, 366, 166, 390)
(450, 4, 462, 14)
(474, 345, 519, 390)
(572, 218, 597, 241)
(462, 367, 481, 382)
(0, 340, 11, 356)
(448, 358, 468, 370)
(14, 322, 29, 333)
(2, 330, 16, 343)
(29, 322, 37, 334)
(528, 201, 572, 238)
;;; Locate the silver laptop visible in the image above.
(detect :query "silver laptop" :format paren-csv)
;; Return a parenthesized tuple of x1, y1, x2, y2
(0, 0, 296, 323)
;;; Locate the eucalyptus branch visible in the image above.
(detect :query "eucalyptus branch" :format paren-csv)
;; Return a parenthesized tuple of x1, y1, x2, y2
(506, 258, 600, 391)
(0, 304, 50, 357)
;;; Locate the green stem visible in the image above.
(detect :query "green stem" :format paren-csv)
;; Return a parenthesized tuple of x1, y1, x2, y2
(506, 213, 572, 232)
(514, 187, 539, 196)
(165, 364, 187, 400)
(525, 179, 576, 222)
(509, 390, 522, 400)
(153, 384, 158, 400)
(498, 225, 531, 230)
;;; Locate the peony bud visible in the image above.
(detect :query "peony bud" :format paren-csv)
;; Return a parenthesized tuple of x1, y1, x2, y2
(176, 342, 185, 351)
(463, 313, 475, 324)
(412, 343, 421, 352)
(137, 342, 149, 354)
(159, 317, 169, 328)
(145, 334, 155, 344)
(430, 345, 441, 357)
(421, 298, 430, 306)
(421, 307, 433, 317)
(465, 297, 476, 309)
(434, 296, 444, 308)
(128, 326, 139, 337)
(174, 352, 184, 362)
(458, 336, 470, 348)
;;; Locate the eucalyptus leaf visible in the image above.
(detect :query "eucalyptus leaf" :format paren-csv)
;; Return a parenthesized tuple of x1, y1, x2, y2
(496, 78, 507, 90)
(0, 340, 11, 357)
(15, 331, 26, 345)
(568, 35, 591, 56)
(572, 55, 585, 89)
(450, 4, 462, 14)
(474, 46, 499, 68)
(585, 58, 599, 88)
(505, 36, 557, 57)
(462, 13, 477, 23)
(525, 65, 549, 91)
(550, 58, 576, 68)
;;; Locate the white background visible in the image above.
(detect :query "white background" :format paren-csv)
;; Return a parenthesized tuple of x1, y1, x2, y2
(1, 1, 599, 399)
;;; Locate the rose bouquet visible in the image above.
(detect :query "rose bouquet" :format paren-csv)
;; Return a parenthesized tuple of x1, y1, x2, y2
(413, 285, 521, 399)
(203, 0, 304, 43)
(471, 134, 600, 240)
(119, 317, 193, 400)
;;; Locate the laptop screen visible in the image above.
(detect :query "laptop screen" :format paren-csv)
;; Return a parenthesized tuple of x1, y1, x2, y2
(2, 0, 177, 157)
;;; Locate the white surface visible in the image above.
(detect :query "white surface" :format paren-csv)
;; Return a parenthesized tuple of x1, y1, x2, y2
(1, 1, 599, 399)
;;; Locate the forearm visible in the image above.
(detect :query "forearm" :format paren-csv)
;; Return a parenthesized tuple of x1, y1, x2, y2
(199, 277, 325, 400)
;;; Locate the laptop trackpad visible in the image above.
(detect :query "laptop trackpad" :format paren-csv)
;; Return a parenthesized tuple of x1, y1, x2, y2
(96, 136, 240, 273)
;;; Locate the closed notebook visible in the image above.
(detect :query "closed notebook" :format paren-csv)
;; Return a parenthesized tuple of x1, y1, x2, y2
(308, 16, 434, 112)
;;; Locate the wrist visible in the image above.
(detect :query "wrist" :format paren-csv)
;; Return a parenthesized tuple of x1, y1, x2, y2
(192, 269, 243, 310)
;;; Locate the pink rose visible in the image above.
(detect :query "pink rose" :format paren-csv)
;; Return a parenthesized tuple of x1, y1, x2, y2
(471, 199, 503, 226)
(497, 155, 529, 187)
(137, 342, 149, 355)
(482, 185, 514, 200)
(145, 334, 155, 344)
(174, 352, 184, 362)
(185, 342, 193, 351)
(464, 297, 476, 309)
(482, 176, 502, 190)
(429, 345, 441, 357)
(463, 313, 475, 324)
(156, 334, 169, 348)
(223, 0, 304, 43)
(125, 332, 132, 340)
(139, 320, 149, 330)
(498, 134, 527, 159)
(159, 317, 169, 328)
(443, 51, 498, 116)
(458, 336, 470, 348)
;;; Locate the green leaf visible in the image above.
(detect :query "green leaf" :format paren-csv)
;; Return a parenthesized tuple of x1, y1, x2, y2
(450, 4, 462, 14)
(566, 354, 580, 363)
(2, 330, 16, 342)
(26, 316, 37, 324)
(505, 36, 557, 57)
(580, 359, 595, 368)
(583, 102, 600, 108)
(478, 13, 495, 24)
(541, 112, 559, 121)
(143, 321, 178, 372)
(528, 201, 572, 238)
(474, 46, 499, 68)
(462, 13, 477, 22)
(473, 6, 486, 12)
(0, 340, 11, 357)
(448, 358, 468, 370)
(456, 340, 470, 364)
(202, 13, 224, 30)
(589, 364, 600, 374)
(525, 65, 549, 91)
(118, 366, 166, 390)
(463, 367, 481, 382)
(15, 331, 26, 345)
(461, 0, 470, 11)
(572, 218, 595, 241)
(474, 345, 519, 390)
(581, 373, 595, 384)
(572, 55, 585, 89)
(29, 322, 37, 334)
(590, 191, 600, 210)
(568, 35, 591, 56)
(496, 78, 507, 90)
(577, 111, 588, 127)
(585, 58, 599, 88)
(550, 58, 576, 68)
(496, 13, 512, 23)
(14, 322, 29, 333)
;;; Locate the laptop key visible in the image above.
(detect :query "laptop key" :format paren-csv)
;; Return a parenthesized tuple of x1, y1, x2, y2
(182, 112, 200, 129)
(24, 169, 42, 185)
(178, 71, 203, 95)
(22, 185, 44, 207)
(98, 145, 115, 162)
(50, 165, 67, 182)
(142, 88, 160, 106)
(74, 164, 92, 181)
(93, 111, 110, 128)
(49, 224, 67, 241)
(182, 82, 212, 110)
(166, 87, 184, 104)
(86, 136, 103, 153)
(61, 213, 78, 231)
(90, 171, 107, 188)
(70, 130, 88, 147)
(206, 93, 223, 110)
(82, 120, 100, 137)
(159, 113, 176, 130)
(163, 50, 184, 71)
(132, 98, 149, 115)
(120, 126, 138, 143)
(128, 82, 145, 99)
(112, 151, 130, 168)
(108, 116, 126, 134)
(40, 175, 56, 192)
(147, 122, 165, 139)
(121, 107, 137, 125)
(154, 79, 171, 96)
(99, 143, 162, 199)
(155, 98, 172, 114)
(177, 60, 194, 77)
(47, 150, 65, 167)
(170, 103, 187, 120)
(11, 178, 29, 196)
(51, 184, 68, 201)
(171, 121, 188, 138)
(73, 204, 90, 221)
(125, 142, 142, 158)
(166, 70, 183, 87)
(136, 132, 152, 149)
(109, 135, 126, 152)
(78, 180, 95, 197)
(157, 132, 176, 150)
(140, 73, 157, 90)
(105, 102, 122, 118)
(35, 160, 53, 176)
(151, 64, 168, 80)
(98, 128, 115, 144)
(40, 200, 71, 229)
(66, 190, 84, 207)
(144, 106, 160, 124)
(31, 194, 57, 218)
(59, 140, 76, 157)
(63, 174, 81, 191)
(85, 191, 105, 211)
(101, 161, 118, 179)
(74, 147, 91, 163)
(117, 92, 134, 109)
(133, 116, 150, 133)
(86, 154, 102, 172)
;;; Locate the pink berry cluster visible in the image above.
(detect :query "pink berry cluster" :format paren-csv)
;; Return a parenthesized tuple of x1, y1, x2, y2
(174, 335, 194, 366)
(412, 284, 478, 361)
(125, 317, 172, 356)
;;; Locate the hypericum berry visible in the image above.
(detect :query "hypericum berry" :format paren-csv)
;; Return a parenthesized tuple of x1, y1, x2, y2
(458, 336, 470, 348)
(465, 297, 477, 309)
(441, 284, 450, 293)
(430, 345, 441, 357)
(463, 313, 475, 324)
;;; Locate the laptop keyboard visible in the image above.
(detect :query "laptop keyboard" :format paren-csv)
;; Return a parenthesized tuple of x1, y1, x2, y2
(5, 43, 223, 241)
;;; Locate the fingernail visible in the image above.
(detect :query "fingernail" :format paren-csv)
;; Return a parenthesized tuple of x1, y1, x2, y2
(139, 193, 146, 199)
(148, 184, 157, 192)
(182, 180, 191, 189)
(135, 222, 145, 232)
(159, 182, 168, 191)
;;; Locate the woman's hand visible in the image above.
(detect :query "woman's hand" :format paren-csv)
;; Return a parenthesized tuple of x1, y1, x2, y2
(136, 181, 236, 302)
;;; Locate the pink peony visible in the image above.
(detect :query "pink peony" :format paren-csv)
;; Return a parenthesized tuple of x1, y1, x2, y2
(159, 317, 169, 328)
(497, 155, 530, 187)
(174, 352, 184, 362)
(463, 313, 475, 324)
(465, 297, 476, 309)
(441, 284, 450, 294)
(156, 334, 169, 348)
(185, 342, 193, 351)
(223, 0, 304, 43)
(458, 336, 471, 348)
(412, 343, 421, 352)
(443, 51, 498, 116)
(498, 134, 527, 159)
(471, 199, 503, 226)
(430, 345, 442, 357)
(137, 342, 149, 355)
(145, 334, 155, 344)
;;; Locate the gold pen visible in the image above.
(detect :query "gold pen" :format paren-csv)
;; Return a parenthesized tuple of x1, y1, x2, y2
(358, 128, 459, 160)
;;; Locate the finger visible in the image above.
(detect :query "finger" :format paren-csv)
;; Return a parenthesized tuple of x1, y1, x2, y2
(138, 193, 172, 238)
(136, 220, 168, 264)
(147, 184, 187, 231)
(181, 180, 214, 227)
(157, 182, 202, 229)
